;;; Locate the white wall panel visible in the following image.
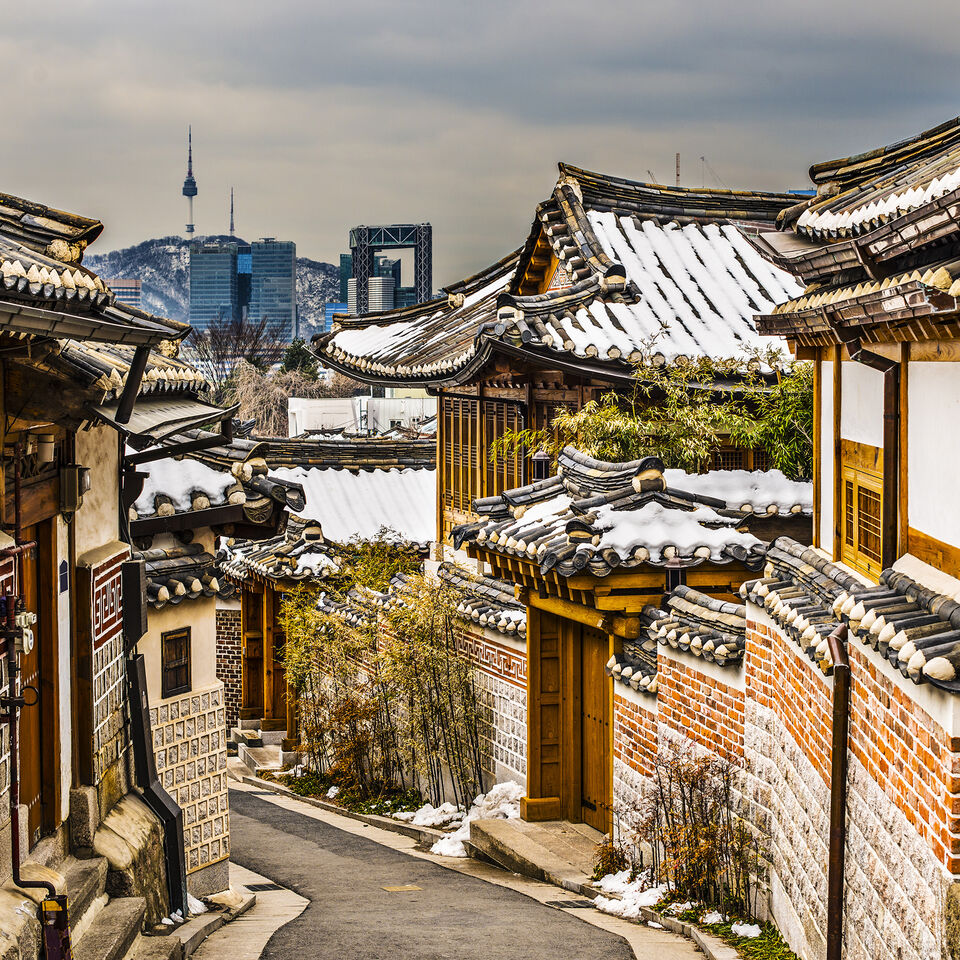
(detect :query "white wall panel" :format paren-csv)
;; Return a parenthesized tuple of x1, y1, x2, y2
(908, 362, 960, 547)
(820, 360, 834, 552)
(840, 361, 884, 448)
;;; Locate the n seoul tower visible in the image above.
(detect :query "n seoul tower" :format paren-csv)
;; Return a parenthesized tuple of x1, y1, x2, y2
(182, 126, 198, 235)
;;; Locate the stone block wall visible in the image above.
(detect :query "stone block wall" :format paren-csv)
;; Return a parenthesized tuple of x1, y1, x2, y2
(215, 606, 242, 731)
(459, 626, 527, 789)
(151, 680, 230, 895)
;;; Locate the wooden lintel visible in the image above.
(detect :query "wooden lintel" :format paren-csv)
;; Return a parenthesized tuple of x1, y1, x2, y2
(528, 592, 608, 632)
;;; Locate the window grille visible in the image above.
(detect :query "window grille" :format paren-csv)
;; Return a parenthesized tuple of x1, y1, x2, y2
(840, 454, 883, 578)
(161, 627, 191, 699)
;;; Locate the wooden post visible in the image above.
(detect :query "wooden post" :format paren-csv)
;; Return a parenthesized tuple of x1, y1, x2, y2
(262, 585, 277, 728)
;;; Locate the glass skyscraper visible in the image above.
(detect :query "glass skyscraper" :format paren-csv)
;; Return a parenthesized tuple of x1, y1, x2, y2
(250, 239, 297, 341)
(188, 241, 239, 332)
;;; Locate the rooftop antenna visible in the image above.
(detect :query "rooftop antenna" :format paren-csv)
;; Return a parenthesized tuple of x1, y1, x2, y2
(181, 126, 198, 235)
(647, 169, 659, 183)
(229, 187, 235, 237)
(700, 156, 705, 187)
(675, 152, 680, 188)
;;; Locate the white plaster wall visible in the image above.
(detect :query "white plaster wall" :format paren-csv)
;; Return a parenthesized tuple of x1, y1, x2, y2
(908, 361, 960, 549)
(141, 597, 218, 706)
(840, 361, 884, 448)
(819, 359, 835, 553)
(75, 425, 120, 554)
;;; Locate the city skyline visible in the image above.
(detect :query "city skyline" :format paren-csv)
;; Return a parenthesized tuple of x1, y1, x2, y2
(3, 0, 958, 288)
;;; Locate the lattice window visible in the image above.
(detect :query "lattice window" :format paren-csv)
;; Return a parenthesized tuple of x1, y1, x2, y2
(162, 627, 192, 699)
(710, 447, 747, 471)
(840, 456, 883, 579)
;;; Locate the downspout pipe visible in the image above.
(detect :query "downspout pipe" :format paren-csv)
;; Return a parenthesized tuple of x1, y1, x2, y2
(826, 623, 850, 960)
(842, 335, 900, 568)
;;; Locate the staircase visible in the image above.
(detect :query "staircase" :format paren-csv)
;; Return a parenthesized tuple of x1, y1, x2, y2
(27, 854, 183, 960)
(228, 722, 297, 773)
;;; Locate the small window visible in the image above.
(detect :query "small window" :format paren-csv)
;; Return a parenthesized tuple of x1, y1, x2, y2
(161, 627, 191, 698)
(840, 458, 883, 579)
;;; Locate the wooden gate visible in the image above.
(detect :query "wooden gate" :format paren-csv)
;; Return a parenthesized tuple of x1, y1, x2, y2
(18, 524, 43, 847)
(240, 588, 264, 720)
(580, 625, 610, 832)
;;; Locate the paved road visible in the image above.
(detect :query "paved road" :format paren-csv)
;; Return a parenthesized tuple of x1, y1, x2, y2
(229, 787, 634, 960)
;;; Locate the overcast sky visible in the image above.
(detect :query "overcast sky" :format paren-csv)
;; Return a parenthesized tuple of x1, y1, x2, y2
(5, 1, 958, 286)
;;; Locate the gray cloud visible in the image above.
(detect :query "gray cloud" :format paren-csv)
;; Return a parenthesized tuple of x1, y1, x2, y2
(2, 0, 957, 285)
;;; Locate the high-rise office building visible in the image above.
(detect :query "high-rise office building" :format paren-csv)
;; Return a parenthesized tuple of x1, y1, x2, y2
(188, 241, 239, 332)
(107, 278, 141, 307)
(368, 276, 395, 312)
(341, 223, 432, 315)
(249, 239, 297, 340)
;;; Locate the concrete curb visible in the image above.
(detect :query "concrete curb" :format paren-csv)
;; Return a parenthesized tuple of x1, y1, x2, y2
(176, 890, 257, 957)
(577, 885, 740, 960)
(242, 775, 447, 847)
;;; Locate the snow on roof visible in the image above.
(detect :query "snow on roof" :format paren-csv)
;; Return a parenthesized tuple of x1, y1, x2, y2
(662, 468, 812, 515)
(271, 465, 437, 546)
(134, 456, 240, 517)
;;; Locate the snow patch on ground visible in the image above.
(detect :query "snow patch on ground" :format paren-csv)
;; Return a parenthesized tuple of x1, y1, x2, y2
(731, 922, 761, 938)
(592, 873, 667, 919)
(426, 781, 523, 858)
(394, 801, 462, 828)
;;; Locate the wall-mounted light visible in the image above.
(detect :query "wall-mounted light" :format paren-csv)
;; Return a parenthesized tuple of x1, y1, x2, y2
(36, 434, 56, 465)
(532, 449, 551, 482)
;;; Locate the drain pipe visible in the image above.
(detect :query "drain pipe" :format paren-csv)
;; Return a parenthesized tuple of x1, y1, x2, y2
(826, 623, 850, 960)
(842, 336, 899, 568)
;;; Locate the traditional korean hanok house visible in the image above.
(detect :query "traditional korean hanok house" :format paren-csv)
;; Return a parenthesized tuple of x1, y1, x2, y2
(0, 191, 223, 954)
(711, 118, 960, 960)
(218, 438, 436, 770)
(454, 446, 812, 834)
(316, 166, 805, 544)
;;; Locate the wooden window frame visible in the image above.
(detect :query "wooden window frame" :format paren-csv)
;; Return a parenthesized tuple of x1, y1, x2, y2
(161, 626, 192, 699)
(839, 441, 884, 580)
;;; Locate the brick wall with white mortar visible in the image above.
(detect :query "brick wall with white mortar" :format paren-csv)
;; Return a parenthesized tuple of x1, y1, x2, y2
(151, 680, 229, 891)
(215, 604, 242, 731)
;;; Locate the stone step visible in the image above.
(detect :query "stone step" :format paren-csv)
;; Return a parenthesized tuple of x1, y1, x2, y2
(127, 932, 184, 960)
(75, 896, 147, 960)
(229, 727, 262, 748)
(237, 743, 283, 772)
(62, 855, 109, 930)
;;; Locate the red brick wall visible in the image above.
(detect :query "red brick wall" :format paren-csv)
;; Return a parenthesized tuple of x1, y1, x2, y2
(614, 692, 657, 778)
(216, 608, 242, 730)
(657, 654, 745, 760)
(746, 619, 833, 784)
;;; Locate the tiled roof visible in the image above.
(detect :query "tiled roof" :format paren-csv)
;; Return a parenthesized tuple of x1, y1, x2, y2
(742, 538, 960, 693)
(437, 562, 527, 637)
(219, 518, 344, 583)
(164, 429, 435, 473)
(135, 544, 234, 609)
(129, 454, 305, 525)
(59, 341, 209, 400)
(784, 117, 960, 243)
(0, 192, 187, 346)
(315, 165, 802, 387)
(651, 584, 746, 667)
(607, 609, 659, 695)
(455, 447, 773, 578)
(751, 117, 960, 337)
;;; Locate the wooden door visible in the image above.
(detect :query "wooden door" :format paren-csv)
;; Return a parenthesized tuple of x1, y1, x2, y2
(580, 626, 609, 832)
(18, 525, 43, 847)
(241, 589, 264, 719)
(272, 624, 287, 725)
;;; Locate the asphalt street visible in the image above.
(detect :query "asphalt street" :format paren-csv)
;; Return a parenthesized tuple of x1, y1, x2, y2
(229, 787, 635, 960)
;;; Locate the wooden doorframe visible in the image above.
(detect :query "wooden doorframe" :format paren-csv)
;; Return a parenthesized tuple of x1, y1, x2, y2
(523, 607, 615, 832)
(239, 582, 265, 721)
(36, 518, 61, 834)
